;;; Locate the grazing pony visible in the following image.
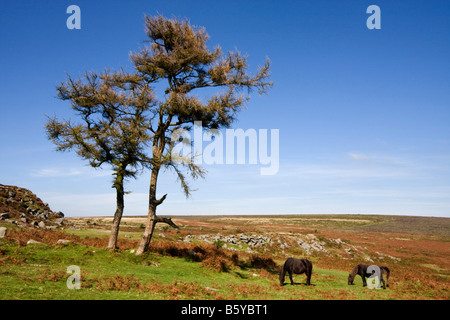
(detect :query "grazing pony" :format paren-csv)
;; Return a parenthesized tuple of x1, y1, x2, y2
(279, 258, 313, 286)
(348, 264, 390, 289)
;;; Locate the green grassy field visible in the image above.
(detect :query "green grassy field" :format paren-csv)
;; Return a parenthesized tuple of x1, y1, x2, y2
(1, 214, 449, 300)
(0, 240, 400, 300)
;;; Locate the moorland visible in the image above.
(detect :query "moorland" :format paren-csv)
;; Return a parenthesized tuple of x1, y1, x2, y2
(1, 213, 449, 300)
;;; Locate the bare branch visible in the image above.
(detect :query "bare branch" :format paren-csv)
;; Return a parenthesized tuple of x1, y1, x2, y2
(155, 216, 179, 229)
(154, 193, 167, 206)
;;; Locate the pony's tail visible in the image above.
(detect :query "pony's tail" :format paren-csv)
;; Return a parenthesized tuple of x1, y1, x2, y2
(382, 266, 390, 280)
(308, 261, 312, 276)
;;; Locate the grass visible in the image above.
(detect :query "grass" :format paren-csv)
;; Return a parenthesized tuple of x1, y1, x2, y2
(1, 214, 449, 300)
(0, 240, 406, 300)
(0, 240, 274, 300)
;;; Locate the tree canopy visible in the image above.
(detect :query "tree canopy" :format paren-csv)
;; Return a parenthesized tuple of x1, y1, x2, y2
(133, 15, 272, 254)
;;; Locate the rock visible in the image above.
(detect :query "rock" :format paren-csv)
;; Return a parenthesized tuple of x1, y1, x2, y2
(38, 221, 46, 229)
(27, 239, 45, 245)
(306, 234, 317, 240)
(6, 219, 17, 225)
(296, 237, 329, 254)
(57, 239, 71, 244)
(204, 287, 219, 291)
(0, 227, 7, 238)
(185, 232, 273, 250)
(298, 240, 312, 253)
(0, 213, 10, 220)
(310, 241, 328, 253)
(55, 211, 64, 218)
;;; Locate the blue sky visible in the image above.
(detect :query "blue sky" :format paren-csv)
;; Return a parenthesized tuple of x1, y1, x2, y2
(0, 1, 449, 217)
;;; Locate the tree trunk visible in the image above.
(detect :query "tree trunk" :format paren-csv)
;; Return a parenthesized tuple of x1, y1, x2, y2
(107, 172, 125, 250)
(136, 165, 160, 255)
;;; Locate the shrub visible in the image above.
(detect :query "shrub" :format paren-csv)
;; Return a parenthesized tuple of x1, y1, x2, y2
(201, 255, 231, 272)
(247, 254, 278, 271)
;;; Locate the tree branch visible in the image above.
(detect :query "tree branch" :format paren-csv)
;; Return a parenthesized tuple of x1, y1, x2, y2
(154, 193, 167, 206)
(155, 216, 179, 229)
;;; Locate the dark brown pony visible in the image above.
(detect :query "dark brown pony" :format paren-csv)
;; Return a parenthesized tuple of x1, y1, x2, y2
(279, 258, 313, 286)
(348, 264, 390, 289)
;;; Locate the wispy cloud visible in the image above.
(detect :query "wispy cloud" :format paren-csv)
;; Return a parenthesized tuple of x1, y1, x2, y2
(31, 167, 113, 178)
(348, 153, 370, 161)
(285, 162, 412, 181)
(31, 168, 83, 177)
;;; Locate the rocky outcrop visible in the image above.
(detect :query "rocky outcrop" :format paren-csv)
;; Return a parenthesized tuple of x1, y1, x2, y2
(182, 231, 401, 262)
(0, 184, 67, 229)
(297, 234, 328, 255)
(184, 233, 272, 250)
(183, 232, 328, 254)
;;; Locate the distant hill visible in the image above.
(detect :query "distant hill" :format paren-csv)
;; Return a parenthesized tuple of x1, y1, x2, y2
(0, 184, 65, 228)
(352, 215, 450, 237)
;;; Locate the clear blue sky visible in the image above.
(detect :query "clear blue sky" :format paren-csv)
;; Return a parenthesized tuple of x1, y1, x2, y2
(1, 0, 449, 217)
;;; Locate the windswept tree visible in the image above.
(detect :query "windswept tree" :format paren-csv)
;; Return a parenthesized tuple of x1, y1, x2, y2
(46, 70, 155, 249)
(46, 15, 272, 254)
(132, 15, 272, 255)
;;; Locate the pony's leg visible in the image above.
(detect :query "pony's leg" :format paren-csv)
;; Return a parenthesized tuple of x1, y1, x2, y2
(362, 275, 367, 287)
(288, 271, 294, 285)
(381, 270, 388, 288)
(381, 276, 386, 289)
(306, 269, 311, 285)
(306, 274, 311, 286)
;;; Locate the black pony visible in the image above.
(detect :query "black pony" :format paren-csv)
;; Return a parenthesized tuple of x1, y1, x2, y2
(279, 258, 313, 286)
(348, 264, 390, 289)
